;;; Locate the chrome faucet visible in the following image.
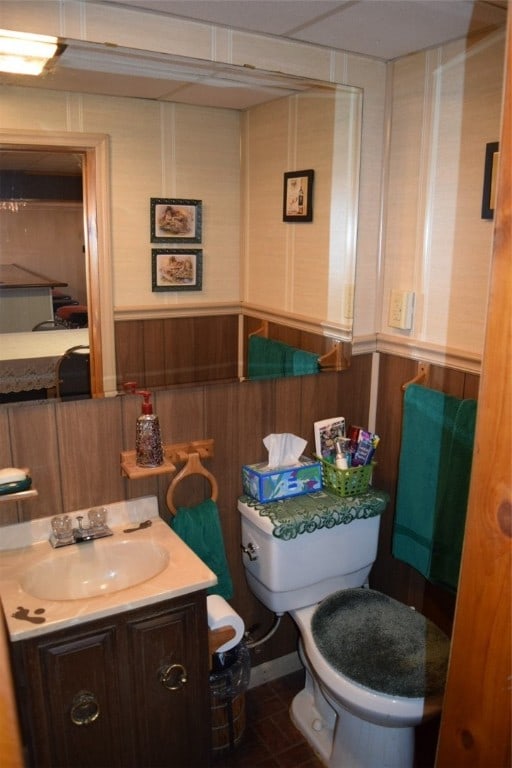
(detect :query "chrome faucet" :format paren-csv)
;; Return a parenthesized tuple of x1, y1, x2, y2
(50, 507, 113, 548)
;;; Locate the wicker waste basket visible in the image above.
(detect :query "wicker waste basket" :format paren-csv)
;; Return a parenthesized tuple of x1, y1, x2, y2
(210, 642, 251, 756)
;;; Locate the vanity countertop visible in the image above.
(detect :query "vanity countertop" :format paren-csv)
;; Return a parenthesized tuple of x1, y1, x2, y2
(0, 496, 217, 642)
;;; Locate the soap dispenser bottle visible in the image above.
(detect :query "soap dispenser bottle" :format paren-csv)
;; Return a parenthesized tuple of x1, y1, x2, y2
(135, 390, 164, 467)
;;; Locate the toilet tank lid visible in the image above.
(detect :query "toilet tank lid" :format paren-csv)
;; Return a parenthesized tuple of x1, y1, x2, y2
(238, 496, 275, 534)
(238, 489, 389, 540)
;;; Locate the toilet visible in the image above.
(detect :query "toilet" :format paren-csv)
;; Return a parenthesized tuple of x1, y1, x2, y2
(239, 495, 450, 768)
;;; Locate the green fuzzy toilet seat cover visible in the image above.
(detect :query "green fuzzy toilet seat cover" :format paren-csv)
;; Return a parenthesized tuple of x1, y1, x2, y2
(311, 588, 450, 698)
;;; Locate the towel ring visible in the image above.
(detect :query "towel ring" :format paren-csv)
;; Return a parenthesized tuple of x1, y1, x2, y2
(166, 452, 219, 515)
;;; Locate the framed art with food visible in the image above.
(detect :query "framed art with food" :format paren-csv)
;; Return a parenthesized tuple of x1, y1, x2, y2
(150, 198, 202, 243)
(283, 169, 314, 222)
(152, 249, 203, 291)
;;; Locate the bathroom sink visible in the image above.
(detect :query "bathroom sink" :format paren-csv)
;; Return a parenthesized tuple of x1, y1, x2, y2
(20, 540, 170, 601)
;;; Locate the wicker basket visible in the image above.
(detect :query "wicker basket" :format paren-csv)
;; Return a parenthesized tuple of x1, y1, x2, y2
(317, 456, 375, 497)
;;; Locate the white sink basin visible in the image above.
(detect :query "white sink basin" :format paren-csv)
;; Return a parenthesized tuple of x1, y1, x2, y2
(20, 540, 170, 601)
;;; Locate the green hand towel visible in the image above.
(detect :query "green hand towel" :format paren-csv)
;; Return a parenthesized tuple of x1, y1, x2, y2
(288, 348, 320, 376)
(171, 498, 233, 599)
(429, 398, 477, 590)
(249, 335, 320, 379)
(248, 335, 286, 379)
(392, 384, 476, 591)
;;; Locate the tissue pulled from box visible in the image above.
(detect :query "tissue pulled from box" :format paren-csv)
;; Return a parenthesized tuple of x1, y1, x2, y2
(263, 433, 307, 469)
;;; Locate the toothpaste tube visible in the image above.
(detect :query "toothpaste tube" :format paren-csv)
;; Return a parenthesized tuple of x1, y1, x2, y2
(352, 431, 380, 466)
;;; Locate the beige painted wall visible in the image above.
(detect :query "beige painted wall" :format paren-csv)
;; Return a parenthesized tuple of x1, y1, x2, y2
(0, 203, 86, 305)
(241, 86, 361, 337)
(380, 30, 505, 368)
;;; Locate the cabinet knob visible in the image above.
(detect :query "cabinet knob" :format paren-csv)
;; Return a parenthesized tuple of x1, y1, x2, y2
(70, 690, 100, 726)
(158, 663, 188, 691)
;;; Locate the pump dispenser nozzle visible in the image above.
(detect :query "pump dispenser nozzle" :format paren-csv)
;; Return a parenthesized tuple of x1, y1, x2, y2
(135, 390, 163, 467)
(137, 390, 153, 414)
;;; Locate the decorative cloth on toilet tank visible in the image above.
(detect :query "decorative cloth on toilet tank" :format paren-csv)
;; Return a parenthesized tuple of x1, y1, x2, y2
(239, 488, 389, 540)
(392, 384, 477, 592)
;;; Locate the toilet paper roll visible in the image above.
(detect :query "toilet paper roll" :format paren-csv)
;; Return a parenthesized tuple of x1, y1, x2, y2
(206, 594, 245, 653)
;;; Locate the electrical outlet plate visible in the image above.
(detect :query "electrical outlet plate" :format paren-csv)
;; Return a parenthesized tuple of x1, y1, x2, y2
(388, 290, 415, 330)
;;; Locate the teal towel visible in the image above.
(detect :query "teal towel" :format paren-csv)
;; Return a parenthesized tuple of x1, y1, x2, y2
(392, 384, 476, 592)
(248, 335, 286, 379)
(248, 335, 320, 379)
(287, 348, 320, 376)
(430, 398, 477, 590)
(170, 498, 233, 599)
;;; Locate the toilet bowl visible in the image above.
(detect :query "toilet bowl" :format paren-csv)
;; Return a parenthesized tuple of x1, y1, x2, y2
(239, 492, 450, 768)
(290, 591, 448, 768)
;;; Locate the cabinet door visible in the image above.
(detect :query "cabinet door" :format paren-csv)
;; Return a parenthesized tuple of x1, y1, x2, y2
(21, 625, 127, 768)
(126, 595, 211, 767)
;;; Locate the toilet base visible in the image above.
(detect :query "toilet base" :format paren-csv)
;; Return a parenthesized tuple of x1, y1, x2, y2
(290, 687, 333, 765)
(290, 681, 415, 768)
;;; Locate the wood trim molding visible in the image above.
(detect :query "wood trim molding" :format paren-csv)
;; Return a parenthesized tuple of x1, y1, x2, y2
(374, 332, 482, 374)
(114, 301, 240, 321)
(114, 302, 353, 340)
(240, 303, 353, 341)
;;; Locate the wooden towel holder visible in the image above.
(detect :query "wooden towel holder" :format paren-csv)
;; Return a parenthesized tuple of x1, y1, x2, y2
(249, 319, 348, 372)
(166, 451, 219, 515)
(402, 362, 430, 391)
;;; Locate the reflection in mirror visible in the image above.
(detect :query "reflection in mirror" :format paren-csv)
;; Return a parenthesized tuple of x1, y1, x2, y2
(0, 131, 114, 405)
(0, 150, 88, 402)
(0, 45, 362, 399)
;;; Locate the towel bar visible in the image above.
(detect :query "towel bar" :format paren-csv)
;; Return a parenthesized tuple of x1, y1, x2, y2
(248, 320, 348, 372)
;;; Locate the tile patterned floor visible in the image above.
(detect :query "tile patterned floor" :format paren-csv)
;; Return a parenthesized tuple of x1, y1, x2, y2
(211, 669, 323, 767)
(211, 669, 439, 768)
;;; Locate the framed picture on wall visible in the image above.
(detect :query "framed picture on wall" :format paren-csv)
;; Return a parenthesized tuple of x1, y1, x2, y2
(150, 198, 202, 243)
(152, 249, 203, 291)
(283, 169, 314, 222)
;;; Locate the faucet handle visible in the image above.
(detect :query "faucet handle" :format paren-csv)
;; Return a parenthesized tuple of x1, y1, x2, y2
(50, 515, 74, 544)
(88, 507, 107, 529)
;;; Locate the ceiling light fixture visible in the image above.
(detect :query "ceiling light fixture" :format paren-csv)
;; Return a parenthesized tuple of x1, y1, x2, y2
(0, 29, 61, 76)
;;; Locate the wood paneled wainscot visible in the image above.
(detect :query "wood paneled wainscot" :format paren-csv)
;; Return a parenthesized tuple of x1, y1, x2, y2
(115, 315, 239, 388)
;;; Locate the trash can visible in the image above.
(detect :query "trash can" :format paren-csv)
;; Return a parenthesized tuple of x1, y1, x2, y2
(209, 642, 251, 756)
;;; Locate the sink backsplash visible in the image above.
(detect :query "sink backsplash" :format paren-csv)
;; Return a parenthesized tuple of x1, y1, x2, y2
(0, 496, 159, 551)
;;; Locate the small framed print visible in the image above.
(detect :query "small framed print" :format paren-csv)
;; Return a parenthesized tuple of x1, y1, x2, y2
(150, 198, 202, 243)
(152, 249, 203, 292)
(283, 169, 314, 222)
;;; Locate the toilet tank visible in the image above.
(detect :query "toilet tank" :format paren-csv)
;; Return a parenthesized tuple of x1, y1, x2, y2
(239, 496, 381, 613)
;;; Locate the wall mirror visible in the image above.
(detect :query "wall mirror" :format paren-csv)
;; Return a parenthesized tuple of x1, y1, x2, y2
(0, 40, 362, 403)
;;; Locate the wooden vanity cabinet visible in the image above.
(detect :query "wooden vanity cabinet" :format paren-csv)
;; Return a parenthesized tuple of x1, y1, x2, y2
(10, 591, 211, 768)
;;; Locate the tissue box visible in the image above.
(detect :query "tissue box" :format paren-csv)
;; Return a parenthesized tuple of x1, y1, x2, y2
(242, 456, 322, 502)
